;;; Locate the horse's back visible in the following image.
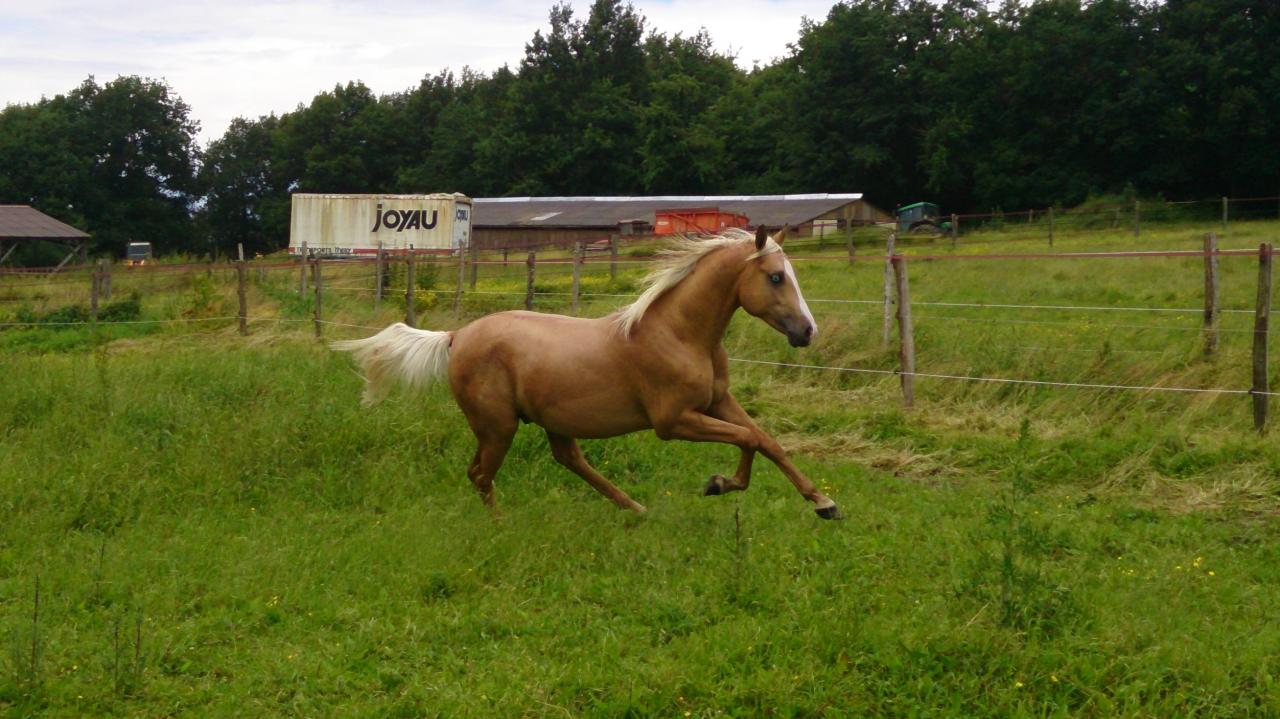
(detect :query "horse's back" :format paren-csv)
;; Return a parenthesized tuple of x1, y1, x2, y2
(452, 311, 614, 363)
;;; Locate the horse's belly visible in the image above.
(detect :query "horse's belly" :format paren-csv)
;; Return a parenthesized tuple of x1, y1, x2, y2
(525, 384, 650, 439)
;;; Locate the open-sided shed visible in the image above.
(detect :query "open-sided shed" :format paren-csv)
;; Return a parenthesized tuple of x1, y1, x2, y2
(0, 205, 91, 269)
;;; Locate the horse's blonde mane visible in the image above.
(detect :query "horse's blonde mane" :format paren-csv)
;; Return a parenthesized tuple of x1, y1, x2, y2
(615, 228, 781, 336)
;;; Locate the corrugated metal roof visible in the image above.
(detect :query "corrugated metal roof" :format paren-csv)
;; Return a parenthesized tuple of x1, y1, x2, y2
(292, 193, 472, 202)
(473, 194, 869, 228)
(0, 205, 91, 240)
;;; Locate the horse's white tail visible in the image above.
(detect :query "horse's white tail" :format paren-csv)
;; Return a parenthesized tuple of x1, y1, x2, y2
(330, 323, 451, 406)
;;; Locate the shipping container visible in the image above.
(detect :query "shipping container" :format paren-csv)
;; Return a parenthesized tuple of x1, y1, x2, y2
(289, 193, 472, 256)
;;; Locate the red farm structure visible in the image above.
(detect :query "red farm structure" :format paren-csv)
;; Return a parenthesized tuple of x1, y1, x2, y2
(653, 208, 750, 235)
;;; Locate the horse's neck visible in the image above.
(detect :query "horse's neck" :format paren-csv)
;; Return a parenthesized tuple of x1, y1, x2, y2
(642, 246, 743, 351)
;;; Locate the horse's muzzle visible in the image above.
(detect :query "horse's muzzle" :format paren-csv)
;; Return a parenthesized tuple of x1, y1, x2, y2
(787, 323, 815, 348)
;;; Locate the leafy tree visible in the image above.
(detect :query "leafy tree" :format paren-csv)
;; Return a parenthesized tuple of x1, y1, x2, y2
(273, 81, 390, 193)
(0, 100, 89, 228)
(9, 0, 1280, 261)
(398, 67, 519, 196)
(698, 62, 798, 195)
(199, 116, 289, 257)
(77, 77, 201, 254)
(638, 31, 738, 193)
(491, 0, 649, 195)
(0, 76, 200, 257)
(784, 0, 943, 208)
(1149, 0, 1280, 199)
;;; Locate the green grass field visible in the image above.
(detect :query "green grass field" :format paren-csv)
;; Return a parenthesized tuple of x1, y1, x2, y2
(3, 219, 1280, 717)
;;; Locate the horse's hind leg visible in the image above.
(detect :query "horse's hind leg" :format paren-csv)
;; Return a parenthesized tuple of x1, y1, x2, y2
(453, 369, 518, 510)
(456, 394, 516, 510)
(546, 432, 646, 514)
(466, 430, 513, 509)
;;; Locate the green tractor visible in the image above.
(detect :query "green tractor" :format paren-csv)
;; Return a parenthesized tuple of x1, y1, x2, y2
(896, 202, 951, 235)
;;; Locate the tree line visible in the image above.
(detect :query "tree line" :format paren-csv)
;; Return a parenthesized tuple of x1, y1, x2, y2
(0, 0, 1276, 260)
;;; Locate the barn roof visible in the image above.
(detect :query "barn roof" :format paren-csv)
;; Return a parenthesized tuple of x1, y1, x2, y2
(0, 205, 90, 240)
(472, 193, 870, 229)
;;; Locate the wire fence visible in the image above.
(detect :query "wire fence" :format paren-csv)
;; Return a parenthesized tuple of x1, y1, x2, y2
(728, 358, 1280, 397)
(2, 222, 1277, 429)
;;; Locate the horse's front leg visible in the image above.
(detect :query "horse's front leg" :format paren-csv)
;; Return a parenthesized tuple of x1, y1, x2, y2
(654, 408, 842, 520)
(752, 426, 843, 520)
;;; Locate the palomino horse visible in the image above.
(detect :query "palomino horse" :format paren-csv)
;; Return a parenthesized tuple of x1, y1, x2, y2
(332, 226, 842, 520)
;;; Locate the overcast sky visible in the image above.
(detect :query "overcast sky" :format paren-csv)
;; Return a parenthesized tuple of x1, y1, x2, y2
(0, 0, 836, 146)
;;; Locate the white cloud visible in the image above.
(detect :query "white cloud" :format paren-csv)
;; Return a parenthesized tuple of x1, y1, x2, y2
(0, 0, 832, 145)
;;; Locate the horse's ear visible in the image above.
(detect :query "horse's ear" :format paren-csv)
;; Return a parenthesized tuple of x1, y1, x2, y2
(755, 225, 767, 250)
(772, 224, 792, 245)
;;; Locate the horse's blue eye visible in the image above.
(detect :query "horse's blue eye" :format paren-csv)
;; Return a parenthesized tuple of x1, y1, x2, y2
(770, 273, 783, 285)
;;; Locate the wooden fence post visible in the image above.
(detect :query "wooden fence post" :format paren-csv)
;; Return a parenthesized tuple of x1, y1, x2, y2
(882, 232, 897, 347)
(405, 246, 416, 328)
(236, 243, 248, 336)
(468, 242, 479, 290)
(572, 241, 584, 314)
(1222, 196, 1229, 230)
(1252, 242, 1272, 433)
(374, 242, 384, 309)
(847, 230, 856, 265)
(312, 257, 323, 338)
(299, 241, 308, 294)
(1133, 199, 1140, 239)
(610, 234, 619, 280)
(1048, 206, 1055, 248)
(525, 251, 536, 311)
(90, 261, 101, 322)
(1203, 233, 1219, 355)
(951, 213, 959, 242)
(102, 258, 112, 301)
(892, 256, 916, 408)
(454, 246, 465, 314)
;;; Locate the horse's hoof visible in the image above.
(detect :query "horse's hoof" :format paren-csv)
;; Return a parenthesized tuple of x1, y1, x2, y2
(815, 504, 845, 520)
(703, 475, 727, 496)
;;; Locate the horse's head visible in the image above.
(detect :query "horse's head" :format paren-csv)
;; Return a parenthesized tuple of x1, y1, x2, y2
(737, 226, 818, 348)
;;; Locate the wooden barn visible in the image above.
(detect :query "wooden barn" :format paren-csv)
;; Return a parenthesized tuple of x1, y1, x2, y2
(470, 194, 889, 250)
